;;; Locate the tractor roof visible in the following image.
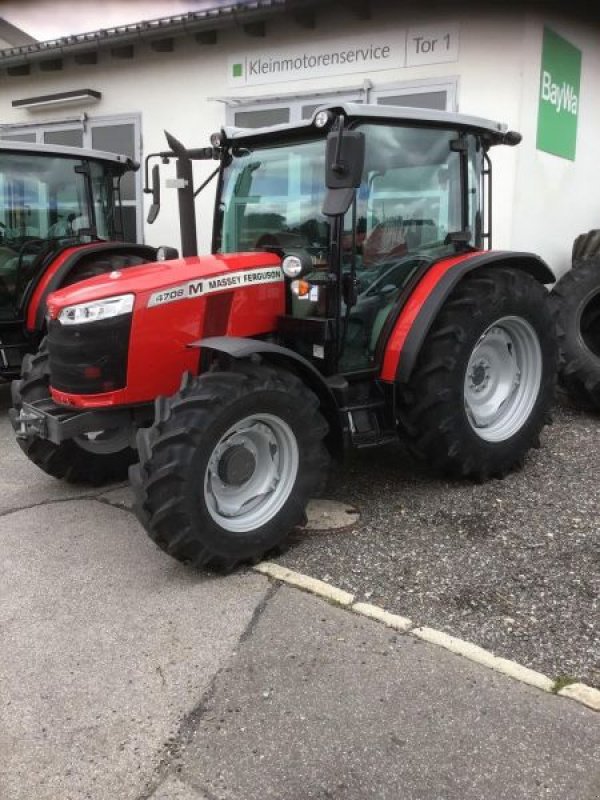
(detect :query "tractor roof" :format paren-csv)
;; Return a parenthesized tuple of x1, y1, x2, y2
(0, 140, 136, 171)
(224, 102, 520, 147)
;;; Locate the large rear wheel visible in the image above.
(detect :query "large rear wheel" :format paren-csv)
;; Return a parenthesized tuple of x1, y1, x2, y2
(551, 256, 600, 410)
(131, 362, 330, 570)
(11, 341, 136, 484)
(397, 268, 556, 479)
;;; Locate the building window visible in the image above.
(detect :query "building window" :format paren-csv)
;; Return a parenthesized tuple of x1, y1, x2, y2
(0, 114, 142, 242)
(223, 78, 457, 129)
(372, 79, 457, 110)
(233, 107, 291, 128)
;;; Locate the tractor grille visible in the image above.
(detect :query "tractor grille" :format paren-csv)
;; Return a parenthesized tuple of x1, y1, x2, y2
(47, 315, 132, 395)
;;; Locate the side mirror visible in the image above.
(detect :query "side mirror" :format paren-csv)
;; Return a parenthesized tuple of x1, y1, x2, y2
(147, 164, 161, 224)
(322, 130, 365, 217)
(325, 129, 365, 188)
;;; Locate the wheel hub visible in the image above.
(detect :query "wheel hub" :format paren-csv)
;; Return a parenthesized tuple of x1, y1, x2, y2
(204, 414, 299, 533)
(464, 316, 542, 443)
(75, 427, 131, 454)
(217, 444, 256, 486)
(468, 360, 490, 392)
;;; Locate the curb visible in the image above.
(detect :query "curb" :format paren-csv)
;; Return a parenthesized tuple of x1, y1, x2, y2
(253, 561, 600, 713)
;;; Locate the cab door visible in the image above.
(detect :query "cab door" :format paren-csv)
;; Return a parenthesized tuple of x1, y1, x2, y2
(339, 123, 468, 374)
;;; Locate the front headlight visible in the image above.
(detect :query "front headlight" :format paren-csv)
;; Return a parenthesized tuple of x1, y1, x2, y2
(58, 294, 135, 326)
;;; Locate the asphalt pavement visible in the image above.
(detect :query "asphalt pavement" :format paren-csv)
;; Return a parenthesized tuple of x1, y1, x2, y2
(281, 399, 600, 688)
(1, 382, 599, 799)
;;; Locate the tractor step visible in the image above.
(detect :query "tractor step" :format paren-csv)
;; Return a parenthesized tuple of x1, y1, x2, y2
(346, 402, 396, 449)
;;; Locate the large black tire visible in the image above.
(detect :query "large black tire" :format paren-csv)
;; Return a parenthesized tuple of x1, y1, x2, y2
(131, 361, 330, 571)
(11, 341, 136, 484)
(551, 257, 600, 410)
(572, 230, 600, 264)
(397, 267, 556, 480)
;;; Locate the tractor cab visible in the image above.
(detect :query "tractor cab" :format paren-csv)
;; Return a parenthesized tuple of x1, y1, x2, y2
(212, 104, 515, 376)
(0, 142, 136, 372)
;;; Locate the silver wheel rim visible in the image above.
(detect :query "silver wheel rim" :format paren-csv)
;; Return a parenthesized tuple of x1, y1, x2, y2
(75, 428, 130, 454)
(464, 315, 542, 443)
(204, 413, 299, 533)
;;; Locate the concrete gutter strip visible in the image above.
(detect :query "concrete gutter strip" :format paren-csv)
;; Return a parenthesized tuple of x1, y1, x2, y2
(351, 602, 413, 633)
(253, 561, 355, 606)
(558, 683, 600, 712)
(412, 626, 555, 693)
(253, 563, 598, 712)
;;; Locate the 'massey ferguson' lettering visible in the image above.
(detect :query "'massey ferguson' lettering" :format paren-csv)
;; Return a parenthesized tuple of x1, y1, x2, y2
(208, 275, 242, 290)
(148, 267, 283, 307)
(541, 70, 578, 115)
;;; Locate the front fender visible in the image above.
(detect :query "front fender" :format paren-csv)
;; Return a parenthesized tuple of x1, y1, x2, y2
(380, 250, 555, 384)
(190, 336, 345, 457)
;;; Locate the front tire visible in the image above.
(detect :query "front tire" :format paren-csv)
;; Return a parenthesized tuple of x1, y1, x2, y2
(11, 342, 136, 484)
(397, 268, 556, 479)
(131, 362, 330, 570)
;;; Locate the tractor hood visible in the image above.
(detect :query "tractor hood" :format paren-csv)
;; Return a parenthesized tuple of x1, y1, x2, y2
(45, 250, 285, 408)
(46, 251, 283, 318)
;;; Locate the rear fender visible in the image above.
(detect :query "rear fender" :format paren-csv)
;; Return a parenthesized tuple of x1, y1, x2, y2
(190, 336, 345, 457)
(380, 250, 555, 384)
(27, 242, 157, 332)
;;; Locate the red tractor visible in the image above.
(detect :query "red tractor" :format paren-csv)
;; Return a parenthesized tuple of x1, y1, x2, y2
(0, 141, 155, 379)
(11, 104, 557, 569)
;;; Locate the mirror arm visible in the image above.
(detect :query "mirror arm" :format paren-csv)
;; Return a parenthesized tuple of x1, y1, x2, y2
(331, 116, 346, 176)
(193, 165, 221, 198)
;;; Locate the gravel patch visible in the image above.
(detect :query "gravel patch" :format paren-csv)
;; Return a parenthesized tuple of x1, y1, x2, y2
(281, 399, 600, 688)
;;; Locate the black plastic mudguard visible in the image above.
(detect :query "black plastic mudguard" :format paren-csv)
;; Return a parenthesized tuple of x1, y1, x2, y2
(189, 336, 346, 454)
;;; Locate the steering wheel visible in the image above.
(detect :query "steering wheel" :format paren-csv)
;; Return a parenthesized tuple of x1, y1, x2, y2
(15, 238, 47, 266)
(13, 238, 49, 290)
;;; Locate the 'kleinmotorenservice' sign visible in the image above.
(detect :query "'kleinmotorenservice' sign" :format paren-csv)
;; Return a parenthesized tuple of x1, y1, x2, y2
(228, 26, 459, 87)
(536, 27, 581, 161)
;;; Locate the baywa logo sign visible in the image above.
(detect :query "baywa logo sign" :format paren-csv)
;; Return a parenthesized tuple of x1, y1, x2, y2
(537, 27, 581, 161)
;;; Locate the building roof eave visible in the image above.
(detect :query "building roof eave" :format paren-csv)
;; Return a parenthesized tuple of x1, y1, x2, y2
(0, 0, 311, 67)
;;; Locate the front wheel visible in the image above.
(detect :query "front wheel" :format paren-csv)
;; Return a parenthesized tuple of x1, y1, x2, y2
(130, 362, 330, 570)
(397, 268, 557, 479)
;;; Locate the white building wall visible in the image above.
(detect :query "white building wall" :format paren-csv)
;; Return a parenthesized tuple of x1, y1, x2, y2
(509, 13, 600, 276)
(0, 4, 598, 274)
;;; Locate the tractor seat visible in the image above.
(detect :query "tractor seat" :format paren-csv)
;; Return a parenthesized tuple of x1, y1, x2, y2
(362, 219, 408, 267)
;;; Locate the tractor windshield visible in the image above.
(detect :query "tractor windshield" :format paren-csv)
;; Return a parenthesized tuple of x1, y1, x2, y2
(216, 137, 330, 257)
(216, 123, 481, 269)
(0, 152, 123, 319)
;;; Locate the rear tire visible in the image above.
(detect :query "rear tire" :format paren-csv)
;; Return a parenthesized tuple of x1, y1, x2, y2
(572, 229, 600, 263)
(551, 257, 600, 410)
(131, 362, 330, 571)
(397, 268, 556, 479)
(11, 341, 135, 484)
